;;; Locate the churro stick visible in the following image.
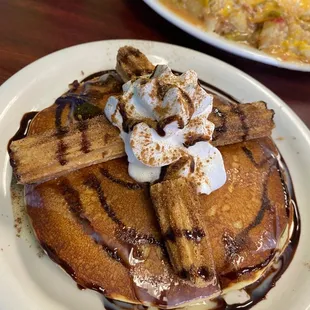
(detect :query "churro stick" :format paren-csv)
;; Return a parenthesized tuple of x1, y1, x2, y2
(150, 178, 218, 287)
(9, 115, 123, 184)
(116, 46, 155, 82)
(209, 100, 274, 146)
(9, 100, 274, 184)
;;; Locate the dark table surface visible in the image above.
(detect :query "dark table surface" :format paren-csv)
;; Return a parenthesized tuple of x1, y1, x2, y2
(0, 0, 309, 128)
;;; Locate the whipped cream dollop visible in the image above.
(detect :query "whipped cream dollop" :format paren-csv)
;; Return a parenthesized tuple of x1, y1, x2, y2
(104, 65, 226, 194)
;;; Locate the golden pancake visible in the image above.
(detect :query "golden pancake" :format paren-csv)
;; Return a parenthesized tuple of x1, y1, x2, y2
(22, 75, 290, 308)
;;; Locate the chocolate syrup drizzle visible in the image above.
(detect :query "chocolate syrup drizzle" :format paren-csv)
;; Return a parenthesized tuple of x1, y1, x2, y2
(241, 146, 270, 168)
(54, 94, 96, 165)
(8, 111, 39, 144)
(78, 120, 91, 154)
(7, 111, 39, 174)
(164, 227, 206, 243)
(9, 70, 300, 310)
(59, 178, 123, 263)
(83, 173, 161, 246)
(232, 106, 249, 140)
(212, 109, 228, 142)
(42, 241, 107, 294)
(55, 101, 69, 165)
(221, 142, 288, 281)
(99, 168, 143, 190)
(236, 165, 274, 242)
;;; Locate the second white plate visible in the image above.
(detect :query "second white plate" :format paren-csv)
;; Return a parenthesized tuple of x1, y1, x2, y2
(144, 0, 310, 72)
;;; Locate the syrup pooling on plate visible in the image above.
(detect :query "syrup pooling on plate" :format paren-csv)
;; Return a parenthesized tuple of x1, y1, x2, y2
(9, 69, 300, 309)
(7, 111, 39, 170)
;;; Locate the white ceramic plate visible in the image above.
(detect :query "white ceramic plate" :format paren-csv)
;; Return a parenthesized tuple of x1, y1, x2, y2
(144, 0, 310, 72)
(0, 40, 309, 310)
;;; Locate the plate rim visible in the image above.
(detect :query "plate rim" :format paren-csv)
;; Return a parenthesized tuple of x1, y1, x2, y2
(143, 0, 310, 72)
(1, 39, 309, 140)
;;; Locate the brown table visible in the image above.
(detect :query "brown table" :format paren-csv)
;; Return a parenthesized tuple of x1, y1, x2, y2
(0, 0, 309, 128)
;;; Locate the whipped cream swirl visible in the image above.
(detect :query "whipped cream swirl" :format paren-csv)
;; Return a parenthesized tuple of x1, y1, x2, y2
(104, 65, 226, 194)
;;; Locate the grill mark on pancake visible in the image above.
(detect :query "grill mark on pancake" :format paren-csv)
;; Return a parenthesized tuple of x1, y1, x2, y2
(58, 179, 123, 263)
(164, 227, 206, 243)
(237, 145, 279, 241)
(99, 168, 142, 190)
(259, 141, 291, 216)
(238, 165, 273, 237)
(232, 105, 249, 141)
(77, 120, 91, 153)
(84, 174, 161, 246)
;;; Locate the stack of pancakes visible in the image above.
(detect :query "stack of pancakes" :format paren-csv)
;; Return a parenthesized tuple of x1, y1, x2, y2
(10, 47, 293, 308)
